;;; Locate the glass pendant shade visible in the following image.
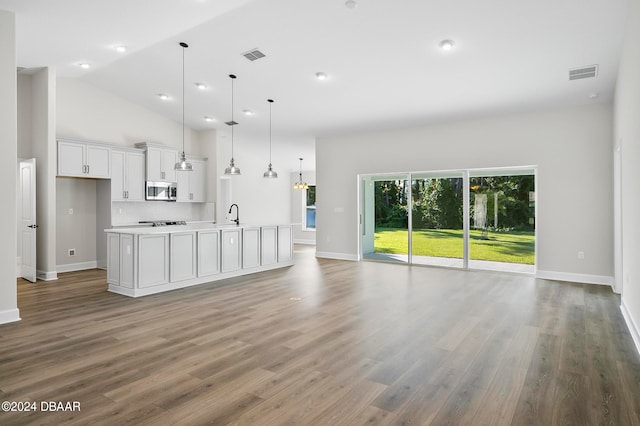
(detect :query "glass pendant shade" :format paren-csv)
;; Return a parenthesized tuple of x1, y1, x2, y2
(225, 158, 241, 175)
(263, 99, 278, 178)
(224, 74, 241, 175)
(175, 41, 193, 171)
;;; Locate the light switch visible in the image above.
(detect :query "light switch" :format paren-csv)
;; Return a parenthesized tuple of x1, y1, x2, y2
(68, 208, 74, 215)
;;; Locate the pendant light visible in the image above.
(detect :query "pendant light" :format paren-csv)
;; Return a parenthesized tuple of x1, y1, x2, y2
(175, 42, 193, 171)
(263, 99, 278, 178)
(293, 157, 309, 189)
(224, 74, 241, 175)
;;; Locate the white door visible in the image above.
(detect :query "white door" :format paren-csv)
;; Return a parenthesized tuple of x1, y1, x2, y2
(19, 158, 37, 282)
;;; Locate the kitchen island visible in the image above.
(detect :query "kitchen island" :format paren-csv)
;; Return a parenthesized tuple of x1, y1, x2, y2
(105, 223, 293, 297)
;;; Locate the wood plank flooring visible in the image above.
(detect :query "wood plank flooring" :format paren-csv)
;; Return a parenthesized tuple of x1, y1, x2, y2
(1, 245, 640, 425)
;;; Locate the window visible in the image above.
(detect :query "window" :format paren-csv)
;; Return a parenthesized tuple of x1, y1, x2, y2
(303, 185, 316, 230)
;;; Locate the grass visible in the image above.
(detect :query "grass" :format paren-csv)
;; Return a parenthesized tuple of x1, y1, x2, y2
(374, 227, 535, 264)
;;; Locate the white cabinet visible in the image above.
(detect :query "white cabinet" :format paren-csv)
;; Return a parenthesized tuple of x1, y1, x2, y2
(138, 234, 169, 288)
(170, 232, 196, 282)
(198, 230, 220, 277)
(261, 226, 278, 266)
(58, 139, 111, 178)
(111, 149, 145, 201)
(278, 225, 293, 262)
(145, 146, 178, 183)
(221, 228, 242, 272)
(107, 233, 134, 288)
(177, 158, 207, 202)
(242, 227, 261, 269)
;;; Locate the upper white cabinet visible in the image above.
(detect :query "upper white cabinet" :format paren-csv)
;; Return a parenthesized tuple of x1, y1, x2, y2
(135, 143, 178, 183)
(57, 139, 111, 178)
(177, 157, 207, 202)
(111, 149, 145, 201)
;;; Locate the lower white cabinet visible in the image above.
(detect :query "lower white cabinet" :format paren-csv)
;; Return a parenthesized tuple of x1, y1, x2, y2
(243, 227, 261, 269)
(138, 234, 169, 288)
(170, 232, 196, 282)
(198, 230, 220, 277)
(278, 225, 293, 262)
(106, 224, 295, 297)
(261, 226, 278, 266)
(221, 228, 242, 272)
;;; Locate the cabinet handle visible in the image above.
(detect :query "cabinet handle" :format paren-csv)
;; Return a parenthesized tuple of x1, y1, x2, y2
(161, 171, 165, 180)
(190, 193, 193, 200)
(86, 165, 90, 174)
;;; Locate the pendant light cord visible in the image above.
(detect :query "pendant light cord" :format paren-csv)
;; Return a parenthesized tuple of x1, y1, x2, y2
(269, 99, 273, 164)
(231, 76, 235, 159)
(182, 45, 185, 155)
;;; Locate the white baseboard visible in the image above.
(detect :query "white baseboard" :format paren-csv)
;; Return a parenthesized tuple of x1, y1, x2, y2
(36, 270, 58, 281)
(0, 308, 21, 325)
(57, 261, 98, 273)
(315, 251, 358, 261)
(621, 300, 640, 357)
(294, 239, 316, 245)
(536, 270, 614, 287)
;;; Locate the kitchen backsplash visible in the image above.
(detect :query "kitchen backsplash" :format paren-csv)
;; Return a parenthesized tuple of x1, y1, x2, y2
(111, 201, 215, 226)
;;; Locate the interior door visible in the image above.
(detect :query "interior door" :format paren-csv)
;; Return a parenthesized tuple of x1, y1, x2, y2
(19, 158, 37, 282)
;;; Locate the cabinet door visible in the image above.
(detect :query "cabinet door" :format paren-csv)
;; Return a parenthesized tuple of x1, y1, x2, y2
(198, 230, 220, 277)
(190, 159, 206, 202)
(119, 234, 134, 288)
(125, 152, 145, 201)
(278, 225, 293, 262)
(58, 141, 85, 177)
(261, 226, 278, 266)
(111, 151, 126, 201)
(176, 168, 190, 202)
(107, 233, 120, 284)
(221, 228, 242, 272)
(171, 232, 196, 282)
(243, 227, 261, 269)
(86, 145, 111, 178)
(138, 234, 169, 288)
(146, 147, 163, 181)
(162, 149, 177, 183)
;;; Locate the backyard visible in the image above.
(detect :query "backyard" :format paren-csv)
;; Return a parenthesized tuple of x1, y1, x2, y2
(374, 227, 535, 264)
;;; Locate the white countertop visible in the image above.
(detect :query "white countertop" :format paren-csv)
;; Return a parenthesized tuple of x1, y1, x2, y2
(105, 223, 288, 234)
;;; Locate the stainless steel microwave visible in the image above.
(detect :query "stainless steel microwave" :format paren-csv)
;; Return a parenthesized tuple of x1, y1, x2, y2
(145, 181, 177, 201)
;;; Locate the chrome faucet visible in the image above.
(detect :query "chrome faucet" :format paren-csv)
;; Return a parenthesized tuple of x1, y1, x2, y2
(228, 204, 239, 225)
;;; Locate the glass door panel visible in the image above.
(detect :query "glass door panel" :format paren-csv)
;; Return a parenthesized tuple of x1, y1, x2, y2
(411, 173, 464, 268)
(363, 176, 409, 263)
(468, 172, 535, 273)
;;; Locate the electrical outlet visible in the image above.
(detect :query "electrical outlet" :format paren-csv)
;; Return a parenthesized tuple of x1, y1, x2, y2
(68, 208, 73, 215)
(578, 251, 585, 260)
(68, 249, 76, 256)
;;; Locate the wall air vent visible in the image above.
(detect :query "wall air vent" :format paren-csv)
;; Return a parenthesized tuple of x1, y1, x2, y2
(569, 65, 598, 81)
(242, 48, 266, 61)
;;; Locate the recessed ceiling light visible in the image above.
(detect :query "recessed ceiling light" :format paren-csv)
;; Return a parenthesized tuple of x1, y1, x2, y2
(242, 109, 253, 116)
(345, 0, 357, 8)
(204, 116, 215, 122)
(79, 62, 91, 69)
(315, 72, 328, 81)
(439, 40, 455, 51)
(158, 93, 170, 100)
(115, 45, 127, 53)
(195, 83, 207, 90)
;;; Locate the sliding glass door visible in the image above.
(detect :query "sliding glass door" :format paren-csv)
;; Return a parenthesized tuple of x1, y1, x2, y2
(360, 168, 536, 273)
(411, 173, 464, 268)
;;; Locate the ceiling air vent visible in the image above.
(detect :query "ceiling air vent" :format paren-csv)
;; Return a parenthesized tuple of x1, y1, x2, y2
(242, 48, 266, 61)
(569, 65, 598, 81)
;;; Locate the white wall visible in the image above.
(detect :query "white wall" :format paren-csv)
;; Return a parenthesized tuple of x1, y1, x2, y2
(216, 134, 291, 225)
(616, 0, 640, 350)
(290, 170, 316, 244)
(56, 178, 96, 269)
(57, 78, 200, 153)
(317, 103, 614, 284)
(17, 74, 33, 158)
(0, 10, 19, 324)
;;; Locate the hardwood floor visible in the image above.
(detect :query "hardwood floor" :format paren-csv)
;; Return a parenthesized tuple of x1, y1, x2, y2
(1, 245, 639, 425)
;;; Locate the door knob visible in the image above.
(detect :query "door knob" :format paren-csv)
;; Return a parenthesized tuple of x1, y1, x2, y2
(28, 224, 39, 229)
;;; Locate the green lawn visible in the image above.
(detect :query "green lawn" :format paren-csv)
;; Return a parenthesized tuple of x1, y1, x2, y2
(374, 227, 535, 264)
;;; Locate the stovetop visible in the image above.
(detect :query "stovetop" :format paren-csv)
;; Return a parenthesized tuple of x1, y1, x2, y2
(139, 220, 187, 227)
